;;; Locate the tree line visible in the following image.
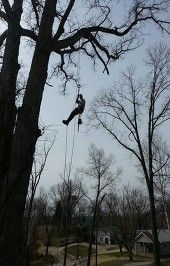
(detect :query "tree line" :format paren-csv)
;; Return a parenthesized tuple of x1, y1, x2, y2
(24, 144, 170, 265)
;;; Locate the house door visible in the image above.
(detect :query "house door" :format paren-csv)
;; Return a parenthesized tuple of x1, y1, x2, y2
(105, 238, 109, 244)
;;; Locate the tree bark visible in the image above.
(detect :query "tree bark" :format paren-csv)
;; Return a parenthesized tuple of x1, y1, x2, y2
(0, 0, 23, 186)
(0, 0, 56, 265)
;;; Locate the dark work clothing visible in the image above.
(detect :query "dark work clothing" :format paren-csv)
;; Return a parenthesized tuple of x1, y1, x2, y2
(76, 98, 86, 113)
(63, 96, 85, 126)
(67, 107, 79, 123)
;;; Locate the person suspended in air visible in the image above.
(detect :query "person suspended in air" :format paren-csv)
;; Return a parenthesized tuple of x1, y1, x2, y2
(62, 93, 85, 126)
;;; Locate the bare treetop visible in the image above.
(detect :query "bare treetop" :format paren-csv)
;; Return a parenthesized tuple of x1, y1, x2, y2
(0, 0, 170, 88)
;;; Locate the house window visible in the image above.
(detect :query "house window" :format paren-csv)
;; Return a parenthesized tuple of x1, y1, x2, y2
(100, 238, 103, 242)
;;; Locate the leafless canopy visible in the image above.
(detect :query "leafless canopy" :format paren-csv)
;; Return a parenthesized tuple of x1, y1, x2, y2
(0, 0, 170, 89)
(89, 43, 170, 184)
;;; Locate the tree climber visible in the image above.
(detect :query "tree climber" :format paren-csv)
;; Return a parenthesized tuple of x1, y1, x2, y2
(62, 93, 86, 126)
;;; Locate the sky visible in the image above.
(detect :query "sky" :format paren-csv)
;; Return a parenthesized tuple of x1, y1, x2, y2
(1, 0, 170, 194)
(38, 32, 170, 191)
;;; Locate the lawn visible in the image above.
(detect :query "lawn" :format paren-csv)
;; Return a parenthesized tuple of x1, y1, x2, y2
(66, 245, 170, 266)
(67, 244, 95, 258)
(97, 261, 126, 266)
(92, 252, 153, 266)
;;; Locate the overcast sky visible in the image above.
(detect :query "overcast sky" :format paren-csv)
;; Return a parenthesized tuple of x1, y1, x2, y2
(37, 27, 170, 192)
(1, 1, 169, 193)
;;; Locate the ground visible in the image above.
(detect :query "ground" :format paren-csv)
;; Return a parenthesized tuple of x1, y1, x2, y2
(35, 243, 170, 266)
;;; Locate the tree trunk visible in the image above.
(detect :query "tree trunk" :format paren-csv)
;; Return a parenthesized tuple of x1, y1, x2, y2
(63, 237, 69, 266)
(87, 204, 97, 266)
(22, 193, 34, 265)
(164, 203, 170, 230)
(95, 228, 98, 266)
(128, 249, 133, 261)
(0, 0, 23, 186)
(148, 184, 161, 266)
(162, 196, 170, 230)
(0, 1, 56, 265)
(63, 205, 71, 266)
(119, 242, 123, 253)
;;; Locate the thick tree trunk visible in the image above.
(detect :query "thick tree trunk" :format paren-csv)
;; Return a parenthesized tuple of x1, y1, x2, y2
(148, 185, 161, 266)
(0, 0, 23, 185)
(0, 0, 56, 265)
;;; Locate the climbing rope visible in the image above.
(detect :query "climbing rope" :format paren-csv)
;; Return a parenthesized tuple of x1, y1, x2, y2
(63, 47, 81, 180)
(68, 114, 76, 178)
(63, 126, 68, 180)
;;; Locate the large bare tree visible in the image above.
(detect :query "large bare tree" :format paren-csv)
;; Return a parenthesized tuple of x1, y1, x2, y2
(0, 1, 170, 265)
(89, 43, 170, 265)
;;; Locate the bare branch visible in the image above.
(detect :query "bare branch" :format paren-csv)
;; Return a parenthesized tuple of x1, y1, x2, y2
(54, 0, 76, 41)
(31, 0, 40, 28)
(1, 0, 12, 19)
(0, 10, 8, 22)
(20, 27, 37, 42)
(0, 30, 7, 47)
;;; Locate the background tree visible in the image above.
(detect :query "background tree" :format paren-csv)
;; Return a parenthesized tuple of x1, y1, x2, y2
(0, 1, 170, 265)
(89, 43, 170, 266)
(152, 138, 170, 229)
(23, 130, 56, 265)
(118, 186, 149, 261)
(49, 175, 84, 266)
(104, 191, 124, 253)
(104, 186, 149, 259)
(35, 188, 54, 258)
(81, 143, 120, 266)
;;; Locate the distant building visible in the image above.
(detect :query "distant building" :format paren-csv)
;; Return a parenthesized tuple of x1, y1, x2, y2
(96, 229, 111, 245)
(134, 230, 170, 257)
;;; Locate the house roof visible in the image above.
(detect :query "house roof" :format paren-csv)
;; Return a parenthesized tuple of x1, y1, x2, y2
(135, 231, 153, 243)
(135, 230, 170, 243)
(158, 230, 170, 243)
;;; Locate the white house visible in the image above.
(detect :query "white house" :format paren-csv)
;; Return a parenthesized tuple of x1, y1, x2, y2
(97, 229, 111, 245)
(134, 230, 170, 257)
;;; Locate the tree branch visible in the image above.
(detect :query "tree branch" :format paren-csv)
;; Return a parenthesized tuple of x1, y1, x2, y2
(20, 28, 37, 41)
(1, 0, 13, 20)
(31, 0, 40, 28)
(0, 30, 7, 48)
(54, 0, 76, 41)
(0, 10, 8, 22)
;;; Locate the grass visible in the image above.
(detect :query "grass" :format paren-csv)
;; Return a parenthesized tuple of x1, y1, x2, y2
(67, 244, 95, 258)
(92, 251, 154, 266)
(157, 259, 170, 266)
(100, 252, 128, 257)
(97, 261, 125, 266)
